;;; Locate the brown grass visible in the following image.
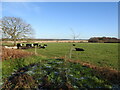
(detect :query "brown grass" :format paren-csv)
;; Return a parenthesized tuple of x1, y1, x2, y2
(2, 73, 36, 89)
(2, 48, 33, 61)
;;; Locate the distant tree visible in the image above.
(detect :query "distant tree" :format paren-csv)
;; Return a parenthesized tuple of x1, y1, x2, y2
(1, 17, 33, 45)
(88, 37, 119, 43)
(71, 28, 80, 42)
(88, 37, 99, 42)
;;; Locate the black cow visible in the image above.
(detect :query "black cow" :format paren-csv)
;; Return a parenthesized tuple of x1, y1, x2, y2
(39, 44, 47, 49)
(74, 48, 84, 51)
(17, 43, 22, 49)
(33, 43, 39, 47)
(26, 44, 32, 47)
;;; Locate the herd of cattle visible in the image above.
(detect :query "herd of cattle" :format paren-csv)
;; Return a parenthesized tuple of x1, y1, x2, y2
(4, 43, 85, 51)
(17, 43, 84, 51)
(17, 43, 47, 49)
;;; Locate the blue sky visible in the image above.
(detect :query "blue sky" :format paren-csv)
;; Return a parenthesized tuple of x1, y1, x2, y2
(2, 2, 118, 39)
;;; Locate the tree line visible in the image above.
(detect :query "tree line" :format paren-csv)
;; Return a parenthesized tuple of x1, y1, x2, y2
(88, 37, 120, 43)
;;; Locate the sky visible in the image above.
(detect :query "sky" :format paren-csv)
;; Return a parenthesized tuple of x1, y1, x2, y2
(2, 2, 118, 39)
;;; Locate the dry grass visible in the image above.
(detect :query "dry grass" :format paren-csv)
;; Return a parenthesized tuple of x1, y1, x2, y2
(2, 73, 36, 89)
(2, 48, 33, 61)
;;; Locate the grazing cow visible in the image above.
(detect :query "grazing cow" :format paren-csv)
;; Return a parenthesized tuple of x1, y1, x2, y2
(20, 44, 24, 46)
(74, 48, 84, 51)
(17, 43, 22, 49)
(39, 44, 47, 49)
(26, 44, 32, 47)
(33, 43, 39, 47)
(31, 44, 34, 47)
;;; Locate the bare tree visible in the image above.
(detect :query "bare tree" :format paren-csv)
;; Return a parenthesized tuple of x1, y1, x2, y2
(69, 28, 80, 58)
(1, 17, 33, 45)
(71, 28, 80, 42)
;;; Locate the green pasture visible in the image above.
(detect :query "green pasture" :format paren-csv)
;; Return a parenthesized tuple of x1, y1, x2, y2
(27, 43, 118, 70)
(1, 42, 119, 88)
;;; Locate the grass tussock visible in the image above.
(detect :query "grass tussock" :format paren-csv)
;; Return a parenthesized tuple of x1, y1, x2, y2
(2, 73, 36, 89)
(2, 48, 33, 61)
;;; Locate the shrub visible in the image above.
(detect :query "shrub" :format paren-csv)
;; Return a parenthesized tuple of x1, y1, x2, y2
(88, 37, 119, 43)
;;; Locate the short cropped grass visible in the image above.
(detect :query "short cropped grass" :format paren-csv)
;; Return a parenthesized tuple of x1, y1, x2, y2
(27, 43, 118, 70)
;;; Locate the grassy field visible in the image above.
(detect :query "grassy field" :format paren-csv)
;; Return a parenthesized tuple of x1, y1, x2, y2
(26, 43, 118, 70)
(1, 42, 119, 89)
